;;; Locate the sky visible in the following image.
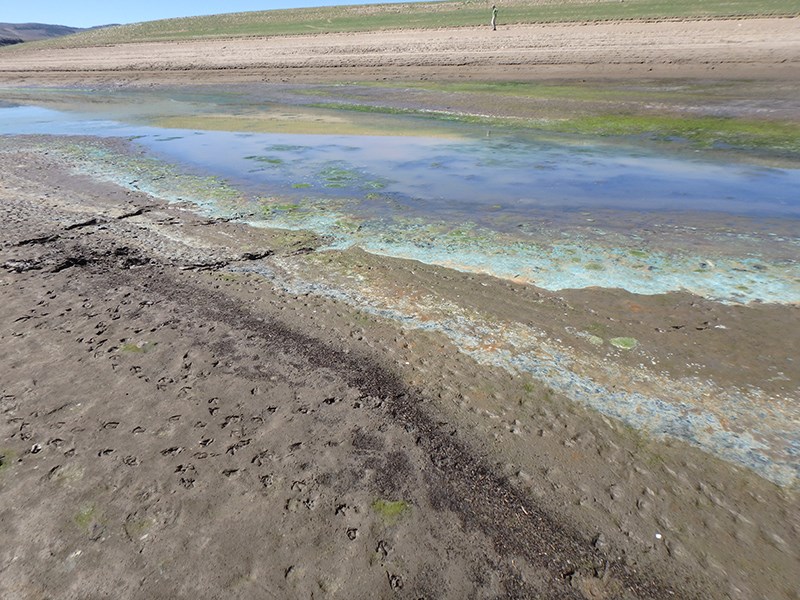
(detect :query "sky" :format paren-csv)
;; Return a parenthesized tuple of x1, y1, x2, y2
(2, 0, 428, 29)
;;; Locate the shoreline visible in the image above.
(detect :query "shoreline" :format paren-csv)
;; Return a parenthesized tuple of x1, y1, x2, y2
(1, 134, 798, 598)
(2, 13, 799, 597)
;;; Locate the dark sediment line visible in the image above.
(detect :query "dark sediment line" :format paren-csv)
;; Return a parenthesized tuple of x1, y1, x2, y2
(74, 239, 696, 600)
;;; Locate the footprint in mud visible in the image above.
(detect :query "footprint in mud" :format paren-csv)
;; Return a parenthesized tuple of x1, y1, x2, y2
(226, 439, 251, 455)
(97, 448, 114, 457)
(123, 455, 140, 466)
(161, 446, 183, 456)
(221, 415, 241, 430)
(222, 469, 239, 478)
(102, 421, 120, 430)
(132, 426, 146, 434)
(387, 573, 403, 591)
(251, 450, 271, 467)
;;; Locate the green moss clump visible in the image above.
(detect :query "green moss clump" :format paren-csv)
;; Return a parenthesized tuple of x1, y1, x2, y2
(74, 505, 97, 529)
(609, 337, 639, 350)
(372, 499, 411, 524)
(0, 449, 14, 475)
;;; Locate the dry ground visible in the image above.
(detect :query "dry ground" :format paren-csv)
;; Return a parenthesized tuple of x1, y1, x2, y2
(0, 18, 798, 85)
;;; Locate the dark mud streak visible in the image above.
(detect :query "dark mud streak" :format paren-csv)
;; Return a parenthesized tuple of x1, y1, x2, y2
(55, 239, 695, 599)
(143, 269, 695, 597)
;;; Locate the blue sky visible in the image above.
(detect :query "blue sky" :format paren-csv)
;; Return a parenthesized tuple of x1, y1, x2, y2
(3, 1, 427, 29)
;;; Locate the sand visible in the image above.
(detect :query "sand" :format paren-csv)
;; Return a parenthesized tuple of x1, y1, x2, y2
(0, 18, 799, 84)
(1, 15, 799, 600)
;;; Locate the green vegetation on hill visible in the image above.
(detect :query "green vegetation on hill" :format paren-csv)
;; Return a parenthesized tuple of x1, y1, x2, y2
(12, 0, 800, 48)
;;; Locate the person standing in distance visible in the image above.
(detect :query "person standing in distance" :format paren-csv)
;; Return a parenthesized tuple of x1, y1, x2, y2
(491, 4, 498, 31)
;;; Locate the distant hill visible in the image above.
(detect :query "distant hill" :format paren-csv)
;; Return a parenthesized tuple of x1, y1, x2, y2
(0, 23, 84, 47)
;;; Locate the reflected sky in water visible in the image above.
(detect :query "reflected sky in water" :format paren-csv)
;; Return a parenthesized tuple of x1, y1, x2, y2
(1, 104, 799, 223)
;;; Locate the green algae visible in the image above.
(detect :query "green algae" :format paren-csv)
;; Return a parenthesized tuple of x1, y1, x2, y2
(261, 201, 301, 215)
(320, 165, 359, 187)
(584, 262, 605, 271)
(310, 101, 800, 158)
(245, 155, 284, 165)
(0, 449, 14, 476)
(549, 115, 800, 154)
(74, 505, 98, 529)
(372, 499, 411, 524)
(150, 112, 459, 138)
(120, 341, 157, 353)
(609, 337, 639, 350)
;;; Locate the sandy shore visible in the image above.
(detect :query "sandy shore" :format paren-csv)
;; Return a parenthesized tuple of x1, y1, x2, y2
(1, 18, 799, 84)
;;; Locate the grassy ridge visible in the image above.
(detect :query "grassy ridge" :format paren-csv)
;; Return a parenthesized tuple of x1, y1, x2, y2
(13, 0, 800, 48)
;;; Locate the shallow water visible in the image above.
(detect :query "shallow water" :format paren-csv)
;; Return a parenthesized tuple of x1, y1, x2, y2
(1, 90, 799, 306)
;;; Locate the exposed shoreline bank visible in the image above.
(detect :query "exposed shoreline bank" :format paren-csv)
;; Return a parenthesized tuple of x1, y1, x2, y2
(1, 18, 799, 85)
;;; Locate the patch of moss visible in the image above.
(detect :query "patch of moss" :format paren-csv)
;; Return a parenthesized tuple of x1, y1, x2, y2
(372, 499, 411, 524)
(584, 262, 605, 271)
(0, 449, 14, 475)
(74, 505, 97, 529)
(291, 183, 312, 189)
(120, 341, 157, 353)
(262, 203, 301, 214)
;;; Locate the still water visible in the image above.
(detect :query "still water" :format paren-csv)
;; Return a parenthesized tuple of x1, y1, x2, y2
(1, 94, 798, 304)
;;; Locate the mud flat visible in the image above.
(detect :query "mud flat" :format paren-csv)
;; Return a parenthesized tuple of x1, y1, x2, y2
(1, 11, 799, 599)
(0, 17, 799, 85)
(0, 136, 798, 599)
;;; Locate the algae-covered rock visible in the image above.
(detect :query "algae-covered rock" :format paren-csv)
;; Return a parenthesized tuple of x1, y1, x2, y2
(609, 337, 638, 350)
